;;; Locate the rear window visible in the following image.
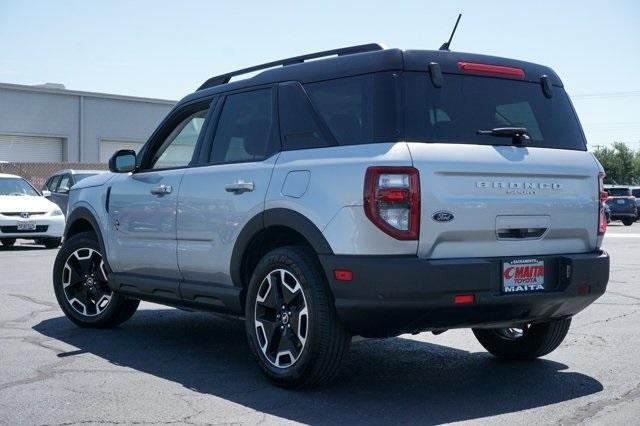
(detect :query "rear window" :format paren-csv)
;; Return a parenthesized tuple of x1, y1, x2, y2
(404, 73, 586, 150)
(607, 188, 631, 197)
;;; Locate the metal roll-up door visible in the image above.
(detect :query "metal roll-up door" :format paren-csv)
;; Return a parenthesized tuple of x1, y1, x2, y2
(100, 140, 145, 163)
(0, 134, 63, 162)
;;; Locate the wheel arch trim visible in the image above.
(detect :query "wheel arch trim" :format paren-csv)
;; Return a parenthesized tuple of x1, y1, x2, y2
(64, 207, 112, 273)
(230, 208, 334, 288)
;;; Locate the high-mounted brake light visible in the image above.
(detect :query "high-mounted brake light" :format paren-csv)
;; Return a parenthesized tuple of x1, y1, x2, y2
(364, 167, 420, 240)
(598, 172, 607, 236)
(458, 61, 525, 79)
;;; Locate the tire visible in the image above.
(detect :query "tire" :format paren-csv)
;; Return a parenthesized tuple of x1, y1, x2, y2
(53, 231, 139, 328)
(622, 218, 634, 226)
(1, 238, 16, 247)
(43, 237, 62, 249)
(472, 317, 571, 360)
(245, 246, 350, 388)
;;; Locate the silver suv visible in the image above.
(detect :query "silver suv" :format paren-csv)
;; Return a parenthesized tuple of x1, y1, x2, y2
(53, 44, 610, 388)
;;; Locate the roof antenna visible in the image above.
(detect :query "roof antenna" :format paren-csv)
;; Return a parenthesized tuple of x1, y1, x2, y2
(439, 13, 462, 51)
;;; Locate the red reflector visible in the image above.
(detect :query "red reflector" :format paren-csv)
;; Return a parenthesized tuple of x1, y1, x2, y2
(334, 269, 353, 281)
(600, 191, 609, 203)
(454, 294, 475, 305)
(377, 188, 409, 202)
(458, 61, 525, 78)
(578, 284, 591, 295)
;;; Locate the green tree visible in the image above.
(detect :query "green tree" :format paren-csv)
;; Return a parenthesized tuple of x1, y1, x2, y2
(593, 142, 640, 185)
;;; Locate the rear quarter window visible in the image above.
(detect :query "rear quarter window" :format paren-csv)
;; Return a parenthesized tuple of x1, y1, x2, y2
(303, 73, 400, 146)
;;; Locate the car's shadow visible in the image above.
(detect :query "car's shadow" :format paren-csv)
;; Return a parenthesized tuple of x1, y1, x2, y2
(0, 245, 55, 251)
(34, 309, 603, 424)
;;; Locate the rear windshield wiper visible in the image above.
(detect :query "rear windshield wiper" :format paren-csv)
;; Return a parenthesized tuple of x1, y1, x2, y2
(477, 127, 530, 145)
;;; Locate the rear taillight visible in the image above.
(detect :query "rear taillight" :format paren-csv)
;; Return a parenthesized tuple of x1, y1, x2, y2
(364, 167, 420, 240)
(598, 172, 607, 236)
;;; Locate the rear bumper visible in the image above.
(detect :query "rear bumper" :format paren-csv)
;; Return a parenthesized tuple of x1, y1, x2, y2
(319, 251, 609, 337)
(610, 213, 637, 219)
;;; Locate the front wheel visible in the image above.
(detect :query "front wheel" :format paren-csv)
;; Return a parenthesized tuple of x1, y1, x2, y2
(472, 317, 571, 360)
(53, 231, 139, 328)
(245, 246, 350, 388)
(622, 218, 634, 226)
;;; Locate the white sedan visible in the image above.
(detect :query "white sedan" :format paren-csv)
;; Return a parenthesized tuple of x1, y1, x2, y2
(0, 173, 65, 248)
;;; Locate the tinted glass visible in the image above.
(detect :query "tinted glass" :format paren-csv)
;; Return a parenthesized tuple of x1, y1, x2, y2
(210, 89, 275, 164)
(304, 73, 399, 145)
(404, 73, 586, 150)
(57, 175, 71, 191)
(151, 109, 209, 170)
(279, 82, 333, 150)
(0, 178, 39, 196)
(632, 189, 640, 198)
(608, 188, 631, 196)
(44, 176, 57, 191)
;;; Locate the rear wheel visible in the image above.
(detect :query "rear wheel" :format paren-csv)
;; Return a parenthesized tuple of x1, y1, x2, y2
(53, 231, 139, 327)
(245, 246, 350, 388)
(1, 238, 16, 247)
(472, 317, 571, 360)
(622, 218, 634, 226)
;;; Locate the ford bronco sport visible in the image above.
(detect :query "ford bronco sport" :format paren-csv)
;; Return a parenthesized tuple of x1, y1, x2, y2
(53, 44, 610, 388)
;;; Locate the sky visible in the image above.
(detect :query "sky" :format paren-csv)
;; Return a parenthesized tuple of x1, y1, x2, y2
(0, 0, 639, 149)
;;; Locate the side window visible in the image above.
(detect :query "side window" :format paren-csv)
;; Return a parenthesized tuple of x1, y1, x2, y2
(47, 175, 61, 191)
(57, 174, 71, 192)
(304, 73, 399, 146)
(210, 89, 276, 164)
(43, 176, 53, 191)
(279, 82, 333, 150)
(150, 108, 209, 170)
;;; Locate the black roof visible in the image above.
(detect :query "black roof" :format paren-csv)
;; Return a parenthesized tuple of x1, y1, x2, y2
(178, 45, 563, 107)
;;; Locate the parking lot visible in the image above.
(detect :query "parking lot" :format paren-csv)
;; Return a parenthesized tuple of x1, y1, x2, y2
(0, 224, 638, 425)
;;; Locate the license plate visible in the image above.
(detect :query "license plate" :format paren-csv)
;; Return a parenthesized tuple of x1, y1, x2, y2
(16, 220, 36, 231)
(617, 199, 625, 205)
(502, 258, 545, 293)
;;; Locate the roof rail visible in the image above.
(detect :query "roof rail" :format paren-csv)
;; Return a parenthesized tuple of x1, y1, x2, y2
(196, 43, 385, 91)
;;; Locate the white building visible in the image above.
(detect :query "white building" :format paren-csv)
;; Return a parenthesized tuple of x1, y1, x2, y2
(0, 82, 175, 163)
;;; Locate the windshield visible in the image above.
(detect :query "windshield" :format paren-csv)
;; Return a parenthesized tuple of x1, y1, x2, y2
(607, 188, 631, 197)
(0, 178, 40, 196)
(404, 73, 586, 150)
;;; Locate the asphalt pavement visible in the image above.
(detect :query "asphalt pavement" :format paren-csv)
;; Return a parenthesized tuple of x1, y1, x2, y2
(0, 223, 639, 425)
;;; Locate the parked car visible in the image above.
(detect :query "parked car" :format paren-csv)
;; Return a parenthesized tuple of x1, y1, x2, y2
(604, 186, 637, 226)
(42, 169, 107, 214)
(0, 173, 65, 248)
(53, 44, 610, 388)
(632, 187, 640, 220)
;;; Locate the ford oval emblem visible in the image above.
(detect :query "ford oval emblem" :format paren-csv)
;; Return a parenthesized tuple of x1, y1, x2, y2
(432, 211, 454, 222)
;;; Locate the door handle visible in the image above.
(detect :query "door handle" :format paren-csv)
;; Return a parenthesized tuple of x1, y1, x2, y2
(225, 180, 254, 194)
(150, 184, 172, 196)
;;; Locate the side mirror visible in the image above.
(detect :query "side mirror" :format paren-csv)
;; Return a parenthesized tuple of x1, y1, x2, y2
(109, 149, 137, 173)
(42, 190, 51, 198)
(58, 186, 70, 194)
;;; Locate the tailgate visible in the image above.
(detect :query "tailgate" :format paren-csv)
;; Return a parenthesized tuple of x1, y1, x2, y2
(408, 143, 599, 259)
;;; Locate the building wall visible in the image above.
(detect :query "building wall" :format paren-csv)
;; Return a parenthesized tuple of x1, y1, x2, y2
(0, 83, 175, 162)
